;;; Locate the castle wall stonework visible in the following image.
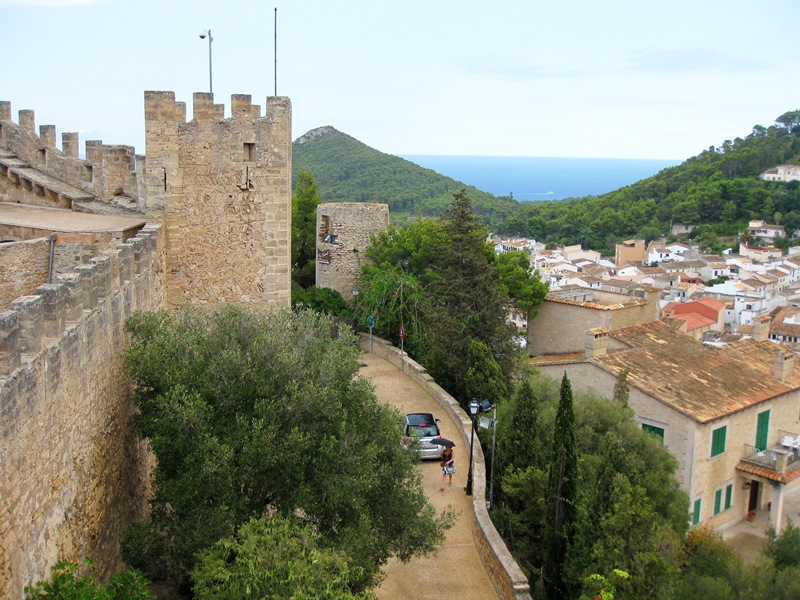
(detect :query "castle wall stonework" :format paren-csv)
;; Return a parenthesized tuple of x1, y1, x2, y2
(0, 238, 50, 306)
(0, 226, 165, 598)
(0, 102, 140, 207)
(0, 90, 293, 595)
(315, 202, 389, 299)
(145, 92, 292, 310)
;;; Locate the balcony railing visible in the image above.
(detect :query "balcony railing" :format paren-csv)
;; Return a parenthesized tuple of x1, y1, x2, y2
(742, 430, 800, 473)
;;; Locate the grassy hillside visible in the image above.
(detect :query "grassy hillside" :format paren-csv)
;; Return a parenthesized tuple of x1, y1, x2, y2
(291, 126, 517, 223)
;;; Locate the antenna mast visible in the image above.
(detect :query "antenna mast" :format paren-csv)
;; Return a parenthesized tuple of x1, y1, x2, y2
(274, 8, 278, 96)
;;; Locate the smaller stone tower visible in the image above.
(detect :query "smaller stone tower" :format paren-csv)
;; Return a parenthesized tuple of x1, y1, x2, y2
(315, 202, 389, 299)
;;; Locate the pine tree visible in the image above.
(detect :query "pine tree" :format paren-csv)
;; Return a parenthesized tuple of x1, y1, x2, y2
(425, 189, 516, 404)
(545, 373, 578, 600)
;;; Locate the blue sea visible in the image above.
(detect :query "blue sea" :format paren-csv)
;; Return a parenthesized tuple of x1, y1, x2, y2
(401, 155, 681, 201)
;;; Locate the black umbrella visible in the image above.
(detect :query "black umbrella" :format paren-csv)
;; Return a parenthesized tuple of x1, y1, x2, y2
(430, 437, 456, 447)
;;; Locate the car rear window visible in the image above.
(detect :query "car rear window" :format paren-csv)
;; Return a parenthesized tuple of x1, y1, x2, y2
(409, 424, 440, 437)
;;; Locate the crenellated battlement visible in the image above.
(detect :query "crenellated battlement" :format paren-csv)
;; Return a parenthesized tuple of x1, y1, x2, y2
(0, 225, 160, 379)
(0, 101, 142, 210)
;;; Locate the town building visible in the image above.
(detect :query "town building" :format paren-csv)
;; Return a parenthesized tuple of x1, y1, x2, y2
(533, 320, 800, 533)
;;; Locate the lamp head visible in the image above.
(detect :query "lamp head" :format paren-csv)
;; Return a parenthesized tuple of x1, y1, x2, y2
(469, 400, 479, 415)
(199, 31, 207, 39)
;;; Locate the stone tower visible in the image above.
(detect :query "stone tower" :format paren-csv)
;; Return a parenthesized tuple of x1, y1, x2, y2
(315, 202, 389, 299)
(144, 91, 292, 310)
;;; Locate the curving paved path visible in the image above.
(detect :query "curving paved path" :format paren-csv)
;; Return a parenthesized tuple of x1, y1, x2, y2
(359, 353, 499, 600)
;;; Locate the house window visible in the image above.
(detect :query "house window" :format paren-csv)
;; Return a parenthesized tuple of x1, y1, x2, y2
(756, 410, 770, 451)
(714, 483, 734, 515)
(642, 423, 665, 440)
(692, 498, 702, 525)
(711, 426, 727, 457)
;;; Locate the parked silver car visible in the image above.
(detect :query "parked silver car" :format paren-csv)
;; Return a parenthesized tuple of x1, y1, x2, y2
(403, 412, 443, 460)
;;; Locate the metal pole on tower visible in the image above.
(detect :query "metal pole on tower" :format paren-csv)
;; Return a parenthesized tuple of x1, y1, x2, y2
(274, 8, 278, 96)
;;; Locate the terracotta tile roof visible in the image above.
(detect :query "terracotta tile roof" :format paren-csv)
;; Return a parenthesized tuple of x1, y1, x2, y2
(770, 307, 800, 337)
(639, 266, 667, 275)
(736, 461, 800, 484)
(672, 313, 715, 331)
(590, 321, 800, 423)
(544, 291, 648, 311)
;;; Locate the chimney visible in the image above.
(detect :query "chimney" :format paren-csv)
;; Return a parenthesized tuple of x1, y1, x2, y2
(585, 327, 608, 358)
(774, 351, 794, 382)
(753, 315, 771, 343)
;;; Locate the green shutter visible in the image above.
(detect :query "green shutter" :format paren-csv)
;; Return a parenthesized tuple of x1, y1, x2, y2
(642, 423, 665, 440)
(756, 410, 770, 451)
(724, 484, 733, 510)
(714, 489, 722, 515)
(693, 499, 702, 525)
(711, 426, 727, 457)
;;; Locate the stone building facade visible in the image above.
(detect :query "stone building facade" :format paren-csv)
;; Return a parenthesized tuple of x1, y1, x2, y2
(0, 91, 292, 596)
(535, 322, 800, 533)
(527, 287, 659, 356)
(316, 202, 389, 300)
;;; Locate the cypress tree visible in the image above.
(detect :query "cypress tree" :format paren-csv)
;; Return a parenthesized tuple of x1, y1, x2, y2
(545, 373, 578, 600)
(612, 368, 630, 408)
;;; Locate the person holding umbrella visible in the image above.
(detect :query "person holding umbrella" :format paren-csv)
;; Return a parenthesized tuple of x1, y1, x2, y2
(436, 438, 456, 491)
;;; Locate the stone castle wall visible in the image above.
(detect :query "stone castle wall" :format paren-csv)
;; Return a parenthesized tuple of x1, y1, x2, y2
(315, 202, 389, 299)
(0, 225, 165, 598)
(0, 89, 293, 595)
(145, 92, 292, 310)
(0, 238, 51, 307)
(0, 101, 141, 209)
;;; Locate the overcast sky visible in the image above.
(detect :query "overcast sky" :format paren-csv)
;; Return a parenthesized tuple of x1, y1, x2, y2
(2, 0, 799, 160)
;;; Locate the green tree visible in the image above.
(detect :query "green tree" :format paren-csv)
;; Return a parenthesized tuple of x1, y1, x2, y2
(764, 519, 800, 571)
(292, 285, 351, 317)
(192, 515, 376, 600)
(545, 373, 578, 599)
(121, 305, 453, 593)
(612, 369, 630, 407)
(425, 190, 518, 404)
(465, 340, 509, 405)
(496, 249, 549, 319)
(353, 264, 431, 359)
(292, 171, 321, 289)
(25, 560, 154, 600)
(497, 377, 542, 473)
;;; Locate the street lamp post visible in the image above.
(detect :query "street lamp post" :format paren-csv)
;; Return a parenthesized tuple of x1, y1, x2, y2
(465, 399, 479, 496)
(199, 29, 213, 94)
(489, 403, 497, 511)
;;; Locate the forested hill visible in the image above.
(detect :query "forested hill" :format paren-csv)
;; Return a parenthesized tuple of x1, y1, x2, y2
(492, 110, 800, 252)
(293, 112, 800, 252)
(292, 126, 517, 222)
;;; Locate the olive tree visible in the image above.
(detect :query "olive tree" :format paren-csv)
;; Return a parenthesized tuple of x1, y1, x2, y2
(122, 305, 453, 594)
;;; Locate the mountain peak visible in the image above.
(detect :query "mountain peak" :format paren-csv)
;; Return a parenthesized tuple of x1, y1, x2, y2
(294, 126, 339, 145)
